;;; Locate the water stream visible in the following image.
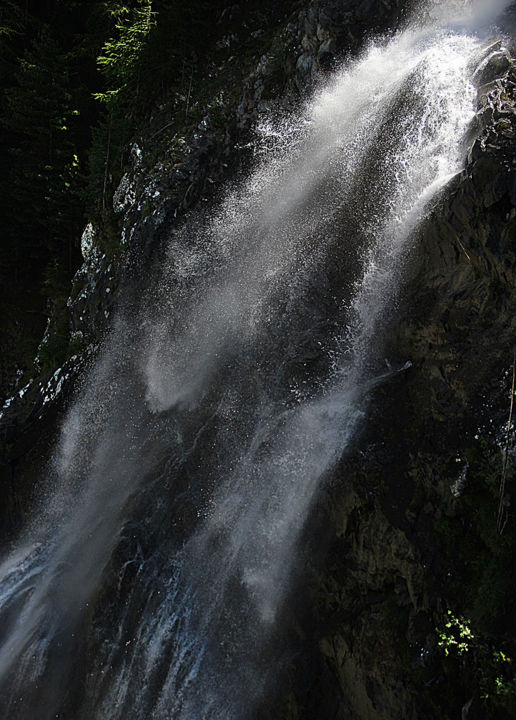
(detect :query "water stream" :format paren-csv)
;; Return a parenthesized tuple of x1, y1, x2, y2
(0, 1, 511, 718)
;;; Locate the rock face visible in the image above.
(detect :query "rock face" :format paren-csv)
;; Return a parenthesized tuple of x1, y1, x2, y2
(0, 2, 515, 719)
(287, 43, 516, 720)
(293, 0, 412, 90)
(238, 0, 414, 124)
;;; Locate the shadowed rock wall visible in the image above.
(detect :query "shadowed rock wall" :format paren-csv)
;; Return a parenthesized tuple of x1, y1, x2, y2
(288, 43, 516, 720)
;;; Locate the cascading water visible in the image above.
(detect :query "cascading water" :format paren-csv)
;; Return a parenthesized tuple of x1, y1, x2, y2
(0, 1, 511, 718)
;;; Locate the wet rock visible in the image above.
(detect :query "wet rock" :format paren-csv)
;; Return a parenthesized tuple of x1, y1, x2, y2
(80, 222, 101, 265)
(474, 49, 512, 87)
(293, 0, 412, 91)
(318, 38, 336, 66)
(112, 172, 135, 214)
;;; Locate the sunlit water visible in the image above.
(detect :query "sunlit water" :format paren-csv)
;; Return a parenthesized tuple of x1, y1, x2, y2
(0, 1, 511, 718)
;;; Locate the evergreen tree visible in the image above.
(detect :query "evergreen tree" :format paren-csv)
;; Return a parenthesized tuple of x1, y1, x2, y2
(89, 0, 155, 209)
(3, 27, 82, 261)
(0, 24, 84, 391)
(0, 0, 240, 393)
(95, 0, 155, 108)
(0, 1, 24, 42)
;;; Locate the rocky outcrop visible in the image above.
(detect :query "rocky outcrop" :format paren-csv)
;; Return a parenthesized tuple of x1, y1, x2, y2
(238, 0, 413, 125)
(294, 0, 413, 89)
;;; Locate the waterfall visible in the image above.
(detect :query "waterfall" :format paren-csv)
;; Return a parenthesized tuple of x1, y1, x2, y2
(0, 2, 509, 718)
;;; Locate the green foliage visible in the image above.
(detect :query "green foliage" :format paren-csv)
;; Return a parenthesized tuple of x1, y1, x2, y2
(2, 27, 83, 256)
(427, 426, 516, 718)
(0, 0, 302, 394)
(0, 15, 86, 394)
(94, 1, 155, 108)
(0, 1, 24, 49)
(436, 610, 516, 716)
(86, 0, 220, 208)
(437, 611, 475, 657)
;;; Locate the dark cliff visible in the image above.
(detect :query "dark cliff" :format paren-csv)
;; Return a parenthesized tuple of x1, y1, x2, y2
(288, 39, 516, 720)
